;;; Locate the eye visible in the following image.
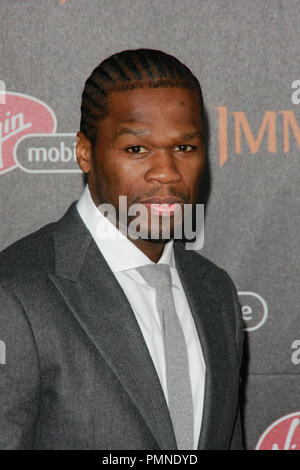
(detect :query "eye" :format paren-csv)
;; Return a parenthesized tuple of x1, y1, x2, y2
(125, 145, 148, 155)
(174, 144, 196, 153)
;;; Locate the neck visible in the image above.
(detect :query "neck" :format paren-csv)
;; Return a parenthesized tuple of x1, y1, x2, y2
(127, 236, 166, 263)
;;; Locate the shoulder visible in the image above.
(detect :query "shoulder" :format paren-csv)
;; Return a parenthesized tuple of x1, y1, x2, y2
(191, 249, 240, 306)
(175, 240, 237, 287)
(0, 223, 55, 279)
(0, 202, 77, 287)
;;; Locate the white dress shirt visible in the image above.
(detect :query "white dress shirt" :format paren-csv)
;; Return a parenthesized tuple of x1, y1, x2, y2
(76, 185, 206, 449)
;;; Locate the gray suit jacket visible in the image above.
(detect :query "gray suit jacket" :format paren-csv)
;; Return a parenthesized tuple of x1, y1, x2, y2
(0, 202, 244, 450)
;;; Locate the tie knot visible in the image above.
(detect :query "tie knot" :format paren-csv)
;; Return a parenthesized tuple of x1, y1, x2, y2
(136, 263, 172, 291)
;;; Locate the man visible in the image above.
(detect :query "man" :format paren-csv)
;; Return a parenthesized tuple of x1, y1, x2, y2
(0, 49, 244, 450)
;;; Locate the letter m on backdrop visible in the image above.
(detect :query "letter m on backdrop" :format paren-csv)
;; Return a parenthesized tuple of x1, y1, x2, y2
(232, 111, 276, 154)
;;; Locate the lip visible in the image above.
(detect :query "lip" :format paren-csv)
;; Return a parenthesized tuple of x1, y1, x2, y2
(139, 198, 183, 216)
(139, 197, 184, 204)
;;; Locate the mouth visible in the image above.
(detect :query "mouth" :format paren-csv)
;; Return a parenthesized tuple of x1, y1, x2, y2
(143, 202, 182, 216)
(140, 198, 184, 217)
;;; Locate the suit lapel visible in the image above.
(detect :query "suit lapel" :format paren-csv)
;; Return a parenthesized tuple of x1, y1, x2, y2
(174, 242, 229, 450)
(50, 203, 177, 450)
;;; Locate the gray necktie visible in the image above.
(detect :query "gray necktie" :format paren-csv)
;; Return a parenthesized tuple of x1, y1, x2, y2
(136, 263, 194, 450)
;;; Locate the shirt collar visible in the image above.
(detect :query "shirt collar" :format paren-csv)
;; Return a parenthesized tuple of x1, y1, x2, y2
(76, 185, 175, 273)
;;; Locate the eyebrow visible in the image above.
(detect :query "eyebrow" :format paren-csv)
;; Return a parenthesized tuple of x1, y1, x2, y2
(179, 131, 203, 141)
(114, 127, 151, 138)
(114, 128, 203, 141)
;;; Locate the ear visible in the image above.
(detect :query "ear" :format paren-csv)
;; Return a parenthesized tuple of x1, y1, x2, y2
(76, 131, 93, 173)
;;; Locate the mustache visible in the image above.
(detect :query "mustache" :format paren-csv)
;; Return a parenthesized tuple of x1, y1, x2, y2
(131, 187, 190, 205)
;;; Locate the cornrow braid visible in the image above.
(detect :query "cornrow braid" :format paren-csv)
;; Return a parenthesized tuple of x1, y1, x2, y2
(80, 49, 203, 148)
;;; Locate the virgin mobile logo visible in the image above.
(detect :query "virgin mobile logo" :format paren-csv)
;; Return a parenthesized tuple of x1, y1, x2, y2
(0, 92, 80, 174)
(216, 107, 300, 167)
(256, 412, 300, 450)
(0, 92, 56, 174)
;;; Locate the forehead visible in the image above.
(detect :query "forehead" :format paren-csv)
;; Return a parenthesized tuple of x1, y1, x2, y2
(101, 87, 202, 131)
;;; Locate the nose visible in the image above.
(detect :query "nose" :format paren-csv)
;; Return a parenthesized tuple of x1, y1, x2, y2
(144, 150, 182, 184)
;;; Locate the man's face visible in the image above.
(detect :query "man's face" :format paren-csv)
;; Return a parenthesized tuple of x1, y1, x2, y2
(78, 86, 205, 241)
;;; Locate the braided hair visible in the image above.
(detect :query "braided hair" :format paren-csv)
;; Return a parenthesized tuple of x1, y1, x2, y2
(80, 49, 203, 148)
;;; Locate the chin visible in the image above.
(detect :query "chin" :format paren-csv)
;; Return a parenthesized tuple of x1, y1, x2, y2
(138, 227, 176, 243)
